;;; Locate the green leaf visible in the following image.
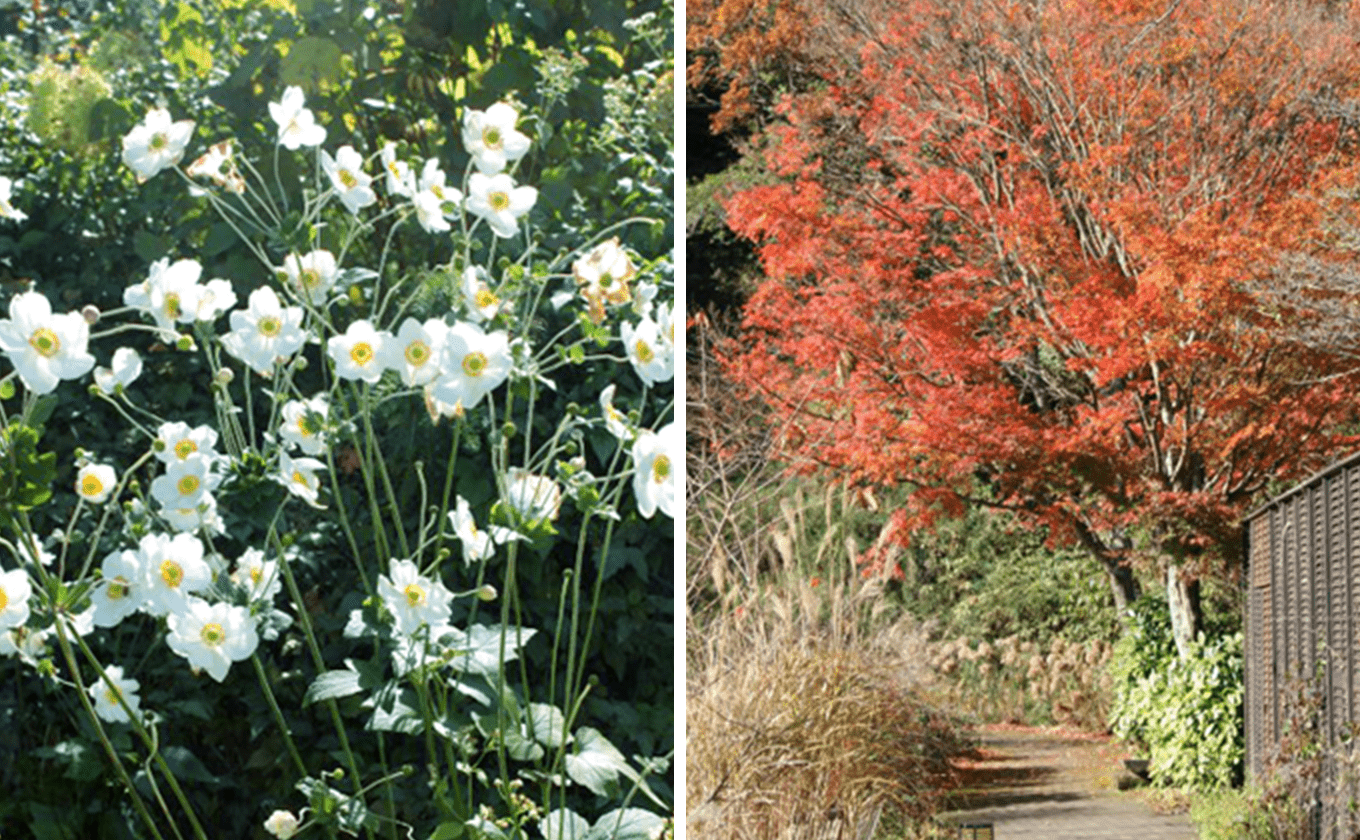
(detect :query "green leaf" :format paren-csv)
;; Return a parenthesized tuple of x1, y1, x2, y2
(281, 36, 345, 90)
(430, 822, 465, 840)
(539, 809, 590, 840)
(527, 702, 569, 749)
(585, 809, 666, 840)
(565, 727, 628, 796)
(303, 669, 363, 706)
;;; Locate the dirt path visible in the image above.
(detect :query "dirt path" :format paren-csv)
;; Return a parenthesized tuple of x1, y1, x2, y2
(936, 725, 1199, 839)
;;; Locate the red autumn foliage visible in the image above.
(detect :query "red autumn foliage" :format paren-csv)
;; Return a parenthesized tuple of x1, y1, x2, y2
(722, 0, 1360, 588)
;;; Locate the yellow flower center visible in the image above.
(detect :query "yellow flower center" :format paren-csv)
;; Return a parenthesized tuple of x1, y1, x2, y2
(258, 316, 282, 337)
(160, 560, 183, 589)
(339, 169, 358, 190)
(301, 269, 321, 289)
(250, 566, 263, 585)
(404, 583, 426, 607)
(488, 191, 510, 212)
(80, 474, 105, 498)
(474, 289, 498, 309)
(0, 588, 8, 611)
(149, 132, 168, 151)
(29, 327, 60, 358)
(292, 470, 308, 487)
(349, 342, 374, 367)
(165, 293, 182, 320)
(634, 339, 655, 364)
(483, 127, 502, 149)
(297, 415, 320, 437)
(200, 622, 224, 647)
(432, 184, 446, 201)
(652, 453, 671, 483)
(176, 474, 200, 496)
(104, 685, 122, 706)
(404, 341, 429, 366)
(107, 579, 128, 600)
(462, 352, 488, 377)
(173, 439, 198, 459)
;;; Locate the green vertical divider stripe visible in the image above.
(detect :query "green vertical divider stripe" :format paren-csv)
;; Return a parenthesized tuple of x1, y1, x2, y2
(671, 0, 685, 831)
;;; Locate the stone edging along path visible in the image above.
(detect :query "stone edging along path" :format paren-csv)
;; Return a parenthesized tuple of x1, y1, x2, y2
(936, 724, 1198, 840)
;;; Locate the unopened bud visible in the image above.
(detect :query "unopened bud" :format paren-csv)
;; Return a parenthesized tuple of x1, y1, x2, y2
(477, 584, 497, 602)
(214, 368, 234, 385)
(176, 334, 196, 352)
(81, 305, 100, 325)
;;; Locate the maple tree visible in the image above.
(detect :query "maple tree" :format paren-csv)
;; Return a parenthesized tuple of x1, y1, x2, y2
(720, 0, 1360, 651)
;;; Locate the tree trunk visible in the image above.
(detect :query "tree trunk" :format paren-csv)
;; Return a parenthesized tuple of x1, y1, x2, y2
(1166, 563, 1203, 660)
(1073, 520, 1142, 614)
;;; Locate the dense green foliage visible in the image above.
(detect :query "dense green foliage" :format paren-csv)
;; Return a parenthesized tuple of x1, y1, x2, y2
(0, 1, 674, 837)
(1109, 598, 1244, 789)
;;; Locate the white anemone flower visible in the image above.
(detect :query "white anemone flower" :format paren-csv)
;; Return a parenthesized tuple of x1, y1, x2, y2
(599, 384, 631, 440)
(221, 286, 307, 375)
(574, 238, 636, 323)
(0, 176, 27, 222)
(461, 102, 531, 174)
(279, 395, 330, 455)
(159, 494, 225, 536)
(504, 468, 562, 523)
(91, 549, 144, 628)
(269, 86, 326, 150)
(0, 291, 95, 394)
(380, 144, 415, 197)
(631, 422, 677, 519)
(264, 810, 301, 839)
(165, 598, 259, 682)
(195, 278, 238, 321)
(89, 664, 142, 723)
(277, 250, 338, 305)
(327, 319, 389, 383)
(154, 421, 221, 465)
(93, 347, 143, 395)
(121, 107, 194, 182)
(231, 547, 282, 603)
(466, 172, 536, 239)
(449, 497, 495, 565)
(0, 568, 31, 631)
(431, 321, 512, 413)
(123, 257, 208, 340)
(383, 318, 445, 387)
(150, 453, 220, 512)
(76, 463, 118, 504)
(413, 190, 451, 234)
(419, 158, 463, 208)
(277, 451, 326, 508)
(137, 531, 212, 617)
(620, 315, 673, 386)
(377, 559, 454, 636)
(321, 145, 377, 215)
(461, 266, 501, 323)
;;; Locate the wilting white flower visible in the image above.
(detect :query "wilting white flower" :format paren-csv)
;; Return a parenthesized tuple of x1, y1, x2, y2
(574, 238, 636, 323)
(461, 102, 531, 174)
(599, 384, 631, 440)
(76, 463, 118, 504)
(277, 250, 338, 305)
(431, 321, 512, 413)
(0, 568, 31, 631)
(632, 422, 677, 518)
(154, 421, 221, 465)
(279, 395, 329, 455)
(94, 347, 143, 395)
(91, 549, 144, 628)
(89, 664, 142, 723)
(327, 319, 388, 383)
(377, 559, 454, 636)
(186, 140, 245, 193)
(504, 469, 561, 523)
(165, 598, 259, 682)
(465, 172, 536, 239)
(121, 107, 194, 181)
(620, 314, 673, 387)
(0, 291, 95, 394)
(269, 86, 326, 150)
(0, 176, 27, 222)
(264, 810, 301, 839)
(380, 144, 415, 197)
(221, 286, 307, 375)
(321, 145, 377, 215)
(383, 318, 445, 387)
(137, 531, 212, 617)
(231, 547, 282, 603)
(277, 451, 326, 507)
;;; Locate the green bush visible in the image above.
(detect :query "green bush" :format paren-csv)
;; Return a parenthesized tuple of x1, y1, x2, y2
(1109, 597, 1244, 788)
